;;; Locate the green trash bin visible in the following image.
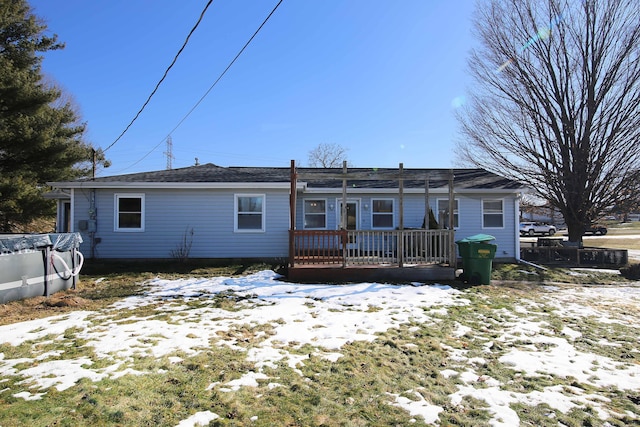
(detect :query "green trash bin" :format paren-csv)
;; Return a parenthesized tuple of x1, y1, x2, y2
(456, 234, 497, 285)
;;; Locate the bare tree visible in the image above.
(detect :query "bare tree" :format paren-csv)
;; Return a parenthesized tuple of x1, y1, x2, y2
(613, 169, 640, 221)
(457, 0, 640, 242)
(307, 143, 351, 167)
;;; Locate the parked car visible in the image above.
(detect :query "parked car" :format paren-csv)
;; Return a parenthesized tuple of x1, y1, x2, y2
(519, 222, 557, 236)
(584, 224, 608, 235)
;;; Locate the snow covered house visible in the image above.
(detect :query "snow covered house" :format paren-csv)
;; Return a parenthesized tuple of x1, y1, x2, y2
(48, 161, 526, 281)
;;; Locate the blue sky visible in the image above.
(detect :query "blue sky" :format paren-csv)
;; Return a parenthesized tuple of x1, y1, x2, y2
(31, 0, 477, 176)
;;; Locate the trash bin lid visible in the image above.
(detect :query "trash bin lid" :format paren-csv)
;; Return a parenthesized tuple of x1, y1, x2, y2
(456, 234, 496, 243)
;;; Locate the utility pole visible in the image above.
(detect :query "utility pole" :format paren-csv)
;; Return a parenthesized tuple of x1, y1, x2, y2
(92, 148, 96, 179)
(164, 136, 174, 170)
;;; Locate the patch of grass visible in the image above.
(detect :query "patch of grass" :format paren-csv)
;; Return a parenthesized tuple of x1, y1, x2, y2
(1, 319, 483, 426)
(557, 406, 607, 426)
(215, 323, 277, 349)
(1, 348, 252, 427)
(2, 263, 639, 425)
(584, 236, 640, 250)
(0, 327, 97, 363)
(492, 264, 627, 284)
(81, 259, 283, 277)
(603, 390, 640, 426)
(564, 319, 639, 364)
(102, 302, 169, 322)
(0, 262, 276, 326)
(0, 276, 147, 327)
(0, 334, 59, 360)
(605, 221, 640, 234)
(440, 396, 492, 426)
(208, 290, 260, 311)
(510, 402, 566, 427)
(239, 326, 467, 426)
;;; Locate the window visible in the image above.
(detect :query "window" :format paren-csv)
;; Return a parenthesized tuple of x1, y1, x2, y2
(235, 194, 265, 232)
(115, 194, 144, 231)
(304, 199, 326, 229)
(372, 199, 394, 228)
(483, 199, 504, 228)
(437, 199, 459, 228)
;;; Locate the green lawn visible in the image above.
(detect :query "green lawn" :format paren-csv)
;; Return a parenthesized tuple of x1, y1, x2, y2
(584, 221, 640, 250)
(0, 265, 638, 426)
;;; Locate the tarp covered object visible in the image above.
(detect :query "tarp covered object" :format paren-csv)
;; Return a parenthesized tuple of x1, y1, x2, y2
(0, 233, 82, 253)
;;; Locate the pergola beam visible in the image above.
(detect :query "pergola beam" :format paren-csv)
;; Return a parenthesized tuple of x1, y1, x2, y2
(295, 171, 432, 181)
(288, 160, 457, 268)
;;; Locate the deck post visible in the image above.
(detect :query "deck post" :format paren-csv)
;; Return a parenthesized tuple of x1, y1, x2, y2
(424, 175, 430, 229)
(424, 176, 430, 264)
(448, 170, 455, 266)
(341, 161, 348, 267)
(398, 163, 404, 268)
(289, 160, 297, 268)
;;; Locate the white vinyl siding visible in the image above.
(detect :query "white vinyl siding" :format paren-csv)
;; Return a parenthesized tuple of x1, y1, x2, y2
(303, 199, 327, 229)
(483, 199, 504, 228)
(114, 193, 145, 232)
(371, 199, 394, 229)
(235, 194, 265, 232)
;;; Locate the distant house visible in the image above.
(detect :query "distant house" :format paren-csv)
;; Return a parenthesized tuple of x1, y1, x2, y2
(48, 162, 527, 281)
(520, 201, 563, 225)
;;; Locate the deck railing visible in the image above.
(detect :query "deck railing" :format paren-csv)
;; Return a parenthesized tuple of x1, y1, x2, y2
(291, 230, 347, 265)
(291, 229, 454, 267)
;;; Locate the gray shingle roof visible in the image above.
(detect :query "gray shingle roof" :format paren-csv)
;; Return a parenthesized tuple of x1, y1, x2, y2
(70, 163, 525, 190)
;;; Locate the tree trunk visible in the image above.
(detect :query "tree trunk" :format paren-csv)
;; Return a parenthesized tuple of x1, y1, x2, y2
(565, 221, 584, 245)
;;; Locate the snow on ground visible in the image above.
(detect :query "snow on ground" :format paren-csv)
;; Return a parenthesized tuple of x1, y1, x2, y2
(174, 411, 219, 427)
(628, 249, 640, 261)
(1, 270, 639, 425)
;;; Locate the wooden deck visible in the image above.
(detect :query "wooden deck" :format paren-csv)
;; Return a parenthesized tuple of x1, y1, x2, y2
(285, 160, 459, 282)
(288, 229, 456, 282)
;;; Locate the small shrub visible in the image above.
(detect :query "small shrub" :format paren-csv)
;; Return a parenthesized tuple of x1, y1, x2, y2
(170, 227, 194, 262)
(620, 263, 640, 280)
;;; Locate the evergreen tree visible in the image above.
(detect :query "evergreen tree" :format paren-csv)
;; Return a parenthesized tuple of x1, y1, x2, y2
(0, 0, 99, 231)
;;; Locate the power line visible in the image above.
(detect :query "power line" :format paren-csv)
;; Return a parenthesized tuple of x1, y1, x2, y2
(103, 0, 215, 153)
(164, 0, 284, 138)
(109, 140, 165, 174)
(113, 0, 284, 174)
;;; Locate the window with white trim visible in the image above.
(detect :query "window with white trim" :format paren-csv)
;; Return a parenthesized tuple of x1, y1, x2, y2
(483, 199, 504, 228)
(437, 199, 459, 228)
(235, 194, 265, 232)
(304, 199, 326, 229)
(372, 199, 394, 228)
(115, 194, 145, 232)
